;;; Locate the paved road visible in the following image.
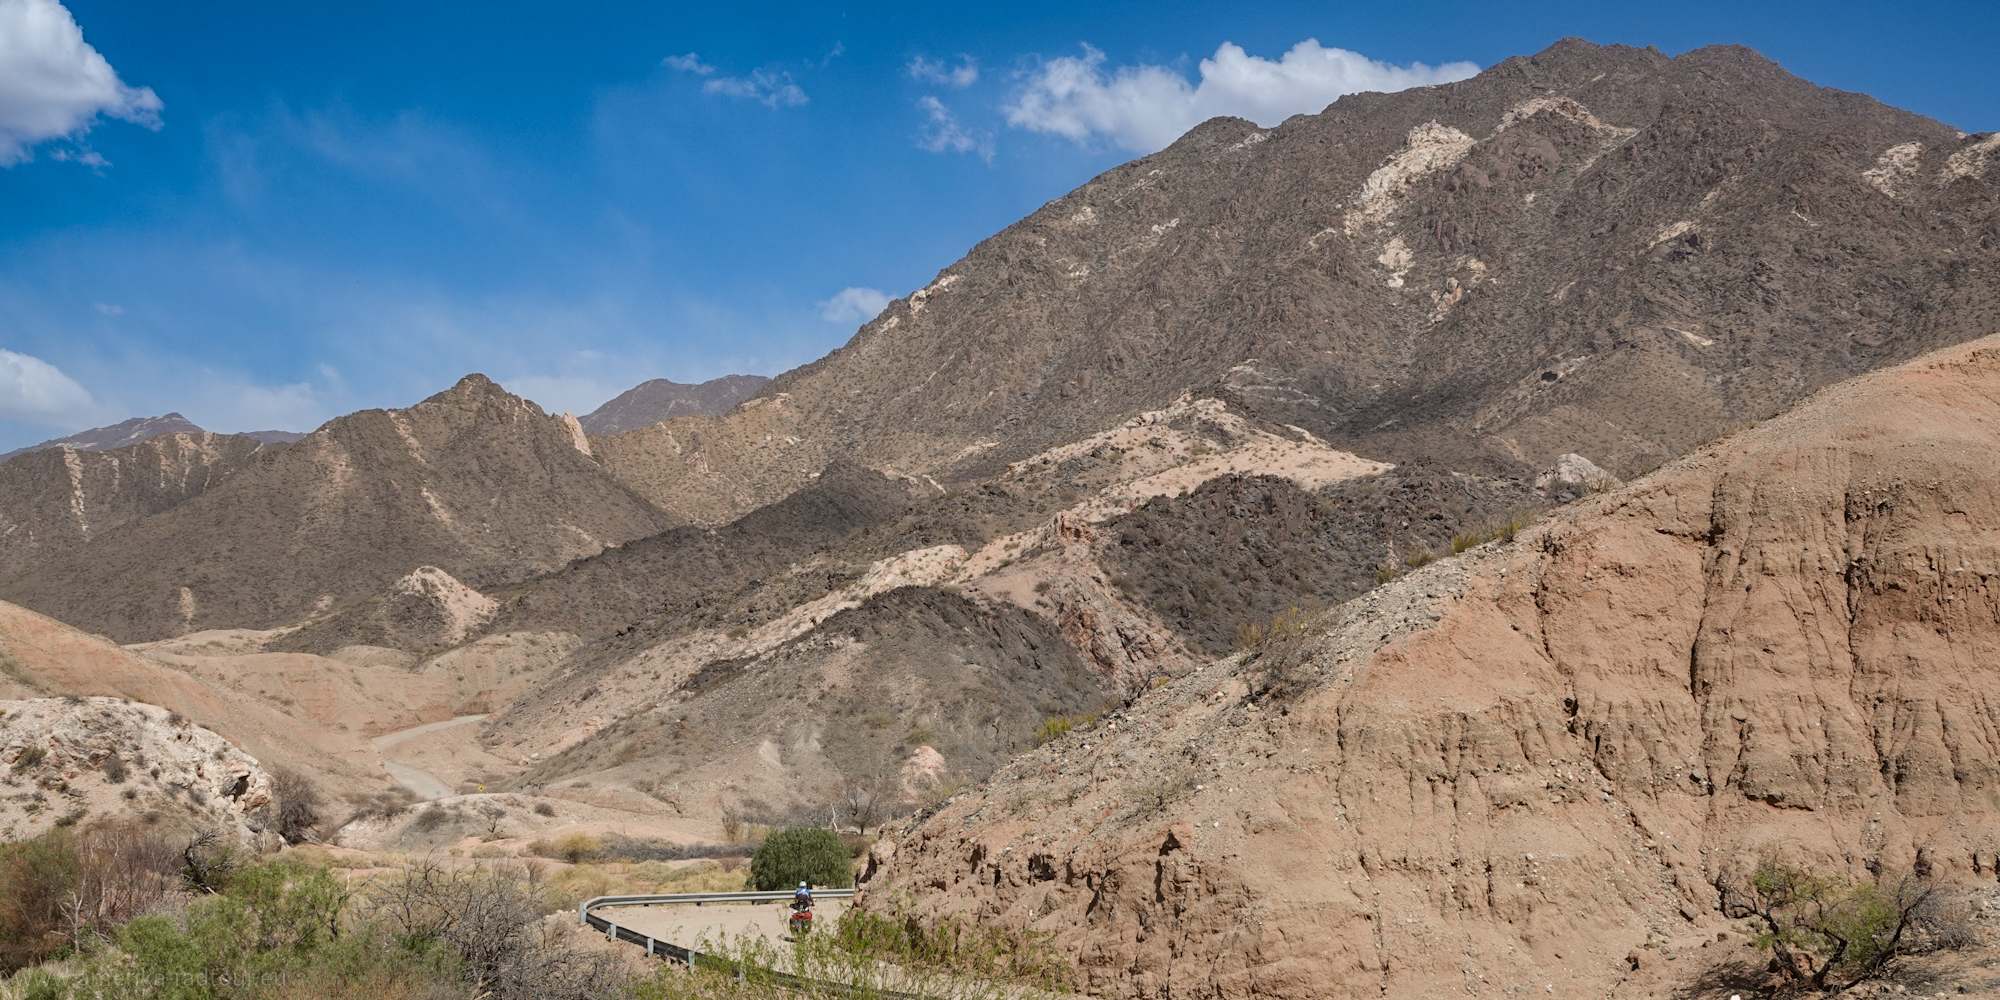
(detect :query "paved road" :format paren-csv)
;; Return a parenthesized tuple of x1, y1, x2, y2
(373, 714, 486, 799)
(602, 899, 852, 950)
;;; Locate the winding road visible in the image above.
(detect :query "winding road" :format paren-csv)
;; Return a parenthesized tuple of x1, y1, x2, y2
(373, 714, 486, 799)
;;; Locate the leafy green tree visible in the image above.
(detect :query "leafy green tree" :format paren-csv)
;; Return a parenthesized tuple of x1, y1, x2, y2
(750, 827, 853, 891)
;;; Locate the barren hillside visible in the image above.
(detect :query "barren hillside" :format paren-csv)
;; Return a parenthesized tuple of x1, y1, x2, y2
(856, 334, 2000, 999)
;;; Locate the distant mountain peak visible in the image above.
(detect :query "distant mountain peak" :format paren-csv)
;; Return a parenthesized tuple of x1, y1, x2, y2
(580, 374, 770, 435)
(1, 413, 207, 463)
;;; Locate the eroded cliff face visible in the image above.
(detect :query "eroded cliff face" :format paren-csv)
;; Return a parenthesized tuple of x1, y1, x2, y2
(857, 336, 2000, 999)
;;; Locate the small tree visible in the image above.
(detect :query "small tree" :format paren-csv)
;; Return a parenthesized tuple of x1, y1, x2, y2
(1721, 858, 1944, 992)
(750, 827, 853, 891)
(270, 766, 324, 844)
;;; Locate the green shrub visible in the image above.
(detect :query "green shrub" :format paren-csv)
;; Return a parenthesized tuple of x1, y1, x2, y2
(749, 827, 853, 891)
(1722, 857, 1956, 992)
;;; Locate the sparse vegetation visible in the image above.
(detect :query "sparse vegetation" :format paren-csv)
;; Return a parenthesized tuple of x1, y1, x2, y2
(1450, 517, 1524, 553)
(1234, 603, 1321, 651)
(524, 831, 601, 864)
(1033, 711, 1099, 746)
(829, 892, 1073, 992)
(9, 745, 46, 774)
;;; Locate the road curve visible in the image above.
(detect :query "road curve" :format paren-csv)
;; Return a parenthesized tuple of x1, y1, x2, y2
(373, 714, 486, 799)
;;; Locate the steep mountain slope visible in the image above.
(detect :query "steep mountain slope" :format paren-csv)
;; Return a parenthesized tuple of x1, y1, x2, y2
(0, 413, 206, 461)
(597, 40, 1999, 526)
(579, 374, 769, 434)
(0, 376, 676, 642)
(0, 431, 280, 580)
(857, 334, 2000, 999)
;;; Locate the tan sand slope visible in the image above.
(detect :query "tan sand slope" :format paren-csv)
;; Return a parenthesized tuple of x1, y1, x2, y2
(858, 334, 2000, 999)
(0, 603, 383, 797)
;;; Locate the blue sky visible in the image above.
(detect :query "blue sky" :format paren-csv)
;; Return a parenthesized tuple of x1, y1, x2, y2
(0, 0, 1993, 447)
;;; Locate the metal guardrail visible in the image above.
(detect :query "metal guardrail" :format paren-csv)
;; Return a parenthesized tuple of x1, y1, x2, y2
(577, 890, 920, 998)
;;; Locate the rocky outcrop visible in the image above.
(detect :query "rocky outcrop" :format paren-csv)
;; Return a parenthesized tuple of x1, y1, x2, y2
(0, 697, 273, 843)
(856, 335, 2000, 999)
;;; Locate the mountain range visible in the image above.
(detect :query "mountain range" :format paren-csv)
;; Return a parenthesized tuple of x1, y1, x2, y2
(0, 38, 1996, 998)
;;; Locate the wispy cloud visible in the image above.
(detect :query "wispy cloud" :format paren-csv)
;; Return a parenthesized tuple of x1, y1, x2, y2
(909, 54, 978, 88)
(666, 52, 807, 109)
(1006, 40, 1478, 153)
(0, 347, 100, 427)
(916, 97, 992, 160)
(703, 69, 808, 108)
(0, 0, 162, 165)
(663, 52, 715, 74)
(818, 287, 890, 324)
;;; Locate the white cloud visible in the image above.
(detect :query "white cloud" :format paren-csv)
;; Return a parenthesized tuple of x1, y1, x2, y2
(1006, 40, 1478, 153)
(909, 55, 978, 88)
(916, 96, 992, 159)
(663, 52, 715, 75)
(818, 287, 891, 324)
(92, 301, 121, 315)
(0, 347, 98, 426)
(0, 0, 162, 165)
(703, 69, 807, 109)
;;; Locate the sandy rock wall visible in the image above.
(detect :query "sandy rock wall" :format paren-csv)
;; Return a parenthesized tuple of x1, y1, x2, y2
(858, 337, 2000, 999)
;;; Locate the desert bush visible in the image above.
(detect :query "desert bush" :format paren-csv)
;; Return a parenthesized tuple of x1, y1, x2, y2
(0, 825, 182, 973)
(749, 827, 852, 891)
(1450, 518, 1526, 554)
(1033, 712, 1098, 747)
(99, 756, 128, 784)
(1236, 603, 1321, 652)
(9, 745, 47, 774)
(524, 832, 601, 864)
(532, 801, 556, 817)
(365, 858, 630, 1000)
(832, 893, 1072, 992)
(346, 787, 418, 825)
(1721, 857, 1955, 992)
(408, 806, 460, 834)
(270, 767, 324, 844)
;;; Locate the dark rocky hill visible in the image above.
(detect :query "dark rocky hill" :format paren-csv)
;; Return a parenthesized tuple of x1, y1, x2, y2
(597, 40, 1999, 525)
(579, 374, 769, 434)
(0, 432, 280, 582)
(0, 375, 676, 642)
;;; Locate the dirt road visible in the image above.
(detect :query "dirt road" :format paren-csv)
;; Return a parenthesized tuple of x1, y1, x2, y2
(373, 714, 486, 799)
